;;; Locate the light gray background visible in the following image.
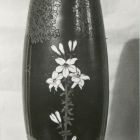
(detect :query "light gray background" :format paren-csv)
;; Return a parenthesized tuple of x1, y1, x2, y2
(0, 0, 139, 140)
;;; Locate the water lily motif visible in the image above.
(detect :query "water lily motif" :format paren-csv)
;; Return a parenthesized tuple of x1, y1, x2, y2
(71, 136, 77, 140)
(55, 58, 78, 78)
(71, 68, 90, 89)
(50, 111, 62, 124)
(46, 71, 64, 91)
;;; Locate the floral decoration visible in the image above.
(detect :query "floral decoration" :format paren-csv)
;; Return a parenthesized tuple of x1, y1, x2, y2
(46, 40, 90, 140)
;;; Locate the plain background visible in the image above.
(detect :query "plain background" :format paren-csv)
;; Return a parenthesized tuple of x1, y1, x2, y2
(0, 0, 139, 140)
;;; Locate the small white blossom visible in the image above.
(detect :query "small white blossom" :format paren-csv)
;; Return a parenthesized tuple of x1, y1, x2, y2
(73, 40, 77, 51)
(68, 40, 77, 51)
(55, 58, 78, 78)
(50, 111, 61, 124)
(59, 43, 65, 54)
(50, 113, 58, 124)
(70, 68, 90, 89)
(51, 45, 61, 55)
(72, 136, 77, 140)
(55, 111, 61, 123)
(68, 40, 72, 51)
(46, 71, 64, 92)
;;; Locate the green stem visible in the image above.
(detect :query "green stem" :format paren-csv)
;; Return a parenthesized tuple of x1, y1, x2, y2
(60, 78, 74, 140)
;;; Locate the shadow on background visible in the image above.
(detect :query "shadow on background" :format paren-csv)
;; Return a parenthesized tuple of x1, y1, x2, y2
(105, 39, 139, 140)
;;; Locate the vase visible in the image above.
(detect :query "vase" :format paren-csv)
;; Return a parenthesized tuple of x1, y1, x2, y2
(23, 0, 109, 140)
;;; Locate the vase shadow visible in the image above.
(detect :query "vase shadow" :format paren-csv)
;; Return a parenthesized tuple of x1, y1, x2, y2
(105, 39, 139, 140)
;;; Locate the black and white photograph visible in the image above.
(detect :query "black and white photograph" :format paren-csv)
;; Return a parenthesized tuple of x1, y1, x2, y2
(0, 0, 139, 140)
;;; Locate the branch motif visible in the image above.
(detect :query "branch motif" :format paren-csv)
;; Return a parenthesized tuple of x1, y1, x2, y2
(46, 40, 90, 140)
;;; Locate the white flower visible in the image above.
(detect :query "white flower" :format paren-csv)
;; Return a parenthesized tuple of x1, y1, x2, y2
(46, 71, 65, 91)
(71, 68, 90, 89)
(58, 43, 65, 54)
(72, 136, 77, 140)
(55, 58, 78, 78)
(51, 45, 61, 55)
(51, 43, 65, 55)
(50, 111, 62, 124)
(68, 40, 77, 51)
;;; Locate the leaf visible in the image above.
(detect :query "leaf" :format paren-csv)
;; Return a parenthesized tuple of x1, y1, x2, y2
(67, 121, 72, 126)
(60, 92, 65, 96)
(68, 111, 74, 116)
(59, 130, 72, 136)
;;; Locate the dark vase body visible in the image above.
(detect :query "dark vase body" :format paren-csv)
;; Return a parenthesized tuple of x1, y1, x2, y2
(23, 0, 109, 140)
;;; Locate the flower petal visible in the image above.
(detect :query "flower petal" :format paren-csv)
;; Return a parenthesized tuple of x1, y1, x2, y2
(72, 77, 80, 83)
(76, 68, 81, 75)
(69, 73, 75, 77)
(56, 65, 64, 73)
(59, 43, 65, 54)
(55, 79, 61, 86)
(55, 58, 65, 65)
(49, 84, 53, 92)
(50, 114, 59, 124)
(72, 40, 77, 51)
(46, 78, 53, 84)
(68, 40, 72, 51)
(72, 136, 77, 140)
(54, 84, 58, 91)
(81, 74, 90, 80)
(63, 68, 69, 78)
(52, 71, 58, 79)
(59, 83, 65, 91)
(55, 111, 62, 123)
(51, 45, 61, 55)
(66, 58, 78, 65)
(68, 65, 77, 73)
(79, 84, 83, 90)
(79, 79, 84, 87)
(71, 82, 78, 89)
(57, 74, 63, 80)
(78, 80, 84, 89)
